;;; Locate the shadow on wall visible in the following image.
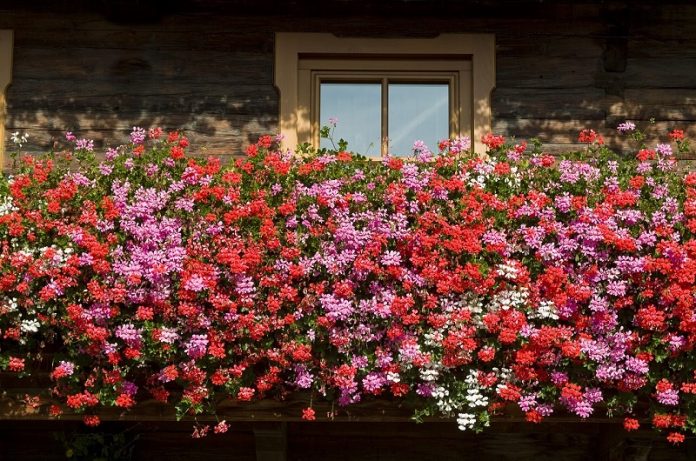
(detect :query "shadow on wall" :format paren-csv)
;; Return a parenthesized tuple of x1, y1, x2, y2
(3, 16, 279, 159)
(489, 85, 696, 161)
(4, 5, 696, 161)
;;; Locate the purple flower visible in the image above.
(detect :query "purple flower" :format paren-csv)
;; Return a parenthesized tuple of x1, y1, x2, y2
(55, 361, 75, 377)
(121, 381, 139, 396)
(115, 324, 142, 347)
(130, 126, 147, 144)
(416, 383, 435, 397)
(606, 281, 627, 297)
(617, 121, 636, 133)
(362, 372, 387, 393)
(656, 143, 673, 157)
(352, 355, 368, 368)
(236, 276, 256, 297)
(175, 197, 195, 212)
(159, 327, 179, 344)
(624, 357, 649, 375)
(572, 399, 594, 418)
(99, 162, 113, 176)
(669, 335, 686, 351)
(518, 394, 538, 412)
(320, 294, 354, 321)
(656, 389, 679, 406)
(78, 253, 94, 266)
(75, 138, 94, 151)
(412, 140, 434, 162)
(588, 296, 609, 313)
(146, 163, 159, 177)
(294, 365, 313, 389)
(185, 274, 206, 292)
(381, 250, 402, 267)
(536, 404, 554, 417)
(583, 388, 603, 405)
(105, 147, 119, 160)
(185, 334, 208, 359)
(448, 136, 471, 154)
(595, 363, 625, 381)
(550, 371, 568, 385)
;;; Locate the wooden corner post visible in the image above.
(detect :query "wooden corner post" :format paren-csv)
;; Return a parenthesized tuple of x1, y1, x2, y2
(0, 30, 13, 168)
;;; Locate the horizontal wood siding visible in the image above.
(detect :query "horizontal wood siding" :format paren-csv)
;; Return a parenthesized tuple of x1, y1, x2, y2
(0, 419, 693, 461)
(1, 3, 695, 161)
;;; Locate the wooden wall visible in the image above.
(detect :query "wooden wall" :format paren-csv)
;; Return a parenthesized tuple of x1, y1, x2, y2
(1, 419, 694, 461)
(1, 1, 696, 163)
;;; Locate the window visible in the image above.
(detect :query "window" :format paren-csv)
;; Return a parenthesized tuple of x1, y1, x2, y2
(302, 57, 469, 156)
(0, 30, 12, 167)
(275, 33, 495, 156)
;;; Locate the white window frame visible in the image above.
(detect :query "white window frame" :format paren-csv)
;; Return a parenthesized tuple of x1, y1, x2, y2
(274, 33, 495, 154)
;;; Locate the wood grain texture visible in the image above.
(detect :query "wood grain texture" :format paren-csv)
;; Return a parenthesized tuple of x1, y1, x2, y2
(1, 4, 695, 156)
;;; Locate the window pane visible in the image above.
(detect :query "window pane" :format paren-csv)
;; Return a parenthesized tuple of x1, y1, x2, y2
(388, 83, 449, 156)
(320, 83, 381, 156)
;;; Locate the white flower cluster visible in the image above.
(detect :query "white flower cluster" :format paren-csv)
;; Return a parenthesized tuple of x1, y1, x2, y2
(462, 159, 495, 188)
(490, 287, 529, 311)
(432, 385, 455, 414)
(456, 412, 477, 431)
(494, 166, 521, 188)
(423, 330, 444, 347)
(419, 366, 440, 382)
(465, 388, 489, 407)
(467, 297, 484, 315)
(493, 366, 512, 382)
(0, 194, 16, 217)
(10, 131, 28, 147)
(20, 318, 40, 333)
(464, 370, 479, 386)
(529, 300, 559, 321)
(496, 262, 519, 280)
(430, 368, 499, 432)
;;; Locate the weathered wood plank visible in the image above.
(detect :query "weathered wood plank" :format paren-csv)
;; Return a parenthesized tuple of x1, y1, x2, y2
(497, 57, 600, 89)
(608, 89, 696, 121)
(496, 35, 604, 59)
(492, 88, 608, 120)
(630, 9, 696, 41)
(11, 48, 273, 83)
(285, 422, 691, 461)
(598, 58, 696, 89)
(6, 110, 275, 130)
(0, 15, 274, 53)
(6, 81, 277, 114)
(628, 38, 696, 59)
(0, 5, 610, 49)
